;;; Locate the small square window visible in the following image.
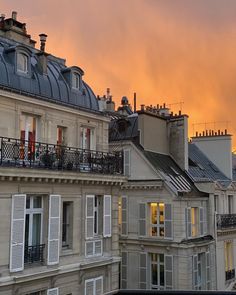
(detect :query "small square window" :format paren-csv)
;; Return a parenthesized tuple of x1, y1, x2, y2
(17, 52, 28, 73)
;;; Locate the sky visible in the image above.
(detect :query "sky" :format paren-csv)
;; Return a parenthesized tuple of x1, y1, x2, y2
(2, 0, 236, 148)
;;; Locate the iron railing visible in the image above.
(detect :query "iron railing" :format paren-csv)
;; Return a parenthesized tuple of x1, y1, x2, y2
(24, 244, 45, 264)
(225, 269, 235, 281)
(0, 136, 123, 175)
(216, 214, 236, 230)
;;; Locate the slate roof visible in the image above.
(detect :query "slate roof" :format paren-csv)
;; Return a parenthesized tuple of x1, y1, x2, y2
(0, 36, 99, 112)
(188, 143, 231, 187)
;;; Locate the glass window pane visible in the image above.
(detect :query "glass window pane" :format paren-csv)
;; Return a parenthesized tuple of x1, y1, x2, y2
(32, 214, 41, 245)
(152, 264, 157, 285)
(160, 264, 165, 286)
(160, 254, 164, 263)
(159, 203, 164, 224)
(26, 196, 30, 209)
(25, 214, 29, 246)
(33, 196, 42, 208)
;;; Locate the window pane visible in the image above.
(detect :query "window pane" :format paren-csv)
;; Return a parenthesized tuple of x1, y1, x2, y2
(152, 264, 158, 285)
(32, 214, 41, 245)
(159, 203, 164, 224)
(160, 254, 164, 263)
(25, 214, 29, 246)
(17, 53, 28, 73)
(26, 196, 30, 209)
(33, 196, 42, 208)
(151, 203, 157, 224)
(160, 264, 165, 286)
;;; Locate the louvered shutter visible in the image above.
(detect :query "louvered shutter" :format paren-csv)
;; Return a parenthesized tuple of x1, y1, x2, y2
(85, 279, 94, 295)
(86, 195, 94, 239)
(139, 203, 146, 236)
(94, 240, 102, 255)
(10, 194, 26, 272)
(203, 207, 207, 235)
(206, 251, 211, 289)
(121, 252, 128, 289)
(164, 204, 172, 239)
(121, 196, 127, 235)
(48, 195, 61, 265)
(124, 149, 130, 176)
(103, 195, 111, 237)
(95, 277, 103, 295)
(199, 207, 204, 236)
(185, 208, 191, 238)
(47, 288, 59, 295)
(165, 255, 173, 289)
(86, 241, 94, 257)
(192, 255, 198, 290)
(139, 253, 147, 289)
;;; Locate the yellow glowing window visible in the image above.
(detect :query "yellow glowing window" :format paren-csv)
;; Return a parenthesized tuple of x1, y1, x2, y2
(225, 241, 233, 271)
(191, 208, 198, 237)
(150, 202, 164, 237)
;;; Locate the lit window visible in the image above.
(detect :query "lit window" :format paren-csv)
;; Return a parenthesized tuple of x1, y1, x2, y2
(72, 72, 80, 89)
(191, 208, 198, 237)
(17, 52, 28, 73)
(150, 203, 164, 237)
(225, 241, 233, 273)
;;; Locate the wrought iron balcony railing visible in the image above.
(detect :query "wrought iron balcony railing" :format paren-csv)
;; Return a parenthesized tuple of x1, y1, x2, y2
(0, 136, 123, 175)
(216, 214, 236, 230)
(225, 269, 235, 281)
(24, 244, 45, 265)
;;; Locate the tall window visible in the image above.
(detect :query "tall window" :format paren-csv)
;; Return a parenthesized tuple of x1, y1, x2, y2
(17, 52, 28, 73)
(193, 253, 206, 290)
(62, 202, 73, 249)
(57, 126, 67, 146)
(150, 253, 165, 290)
(150, 203, 164, 237)
(85, 276, 103, 295)
(214, 195, 219, 213)
(225, 241, 234, 278)
(228, 195, 234, 214)
(20, 114, 37, 160)
(72, 72, 80, 89)
(80, 127, 94, 150)
(191, 208, 198, 237)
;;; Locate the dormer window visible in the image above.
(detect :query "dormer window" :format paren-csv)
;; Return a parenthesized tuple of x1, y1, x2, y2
(17, 52, 28, 73)
(72, 72, 80, 89)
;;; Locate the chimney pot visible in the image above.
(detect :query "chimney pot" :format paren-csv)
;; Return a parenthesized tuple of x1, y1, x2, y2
(12, 11, 17, 20)
(203, 131, 205, 136)
(141, 104, 145, 111)
(39, 33, 48, 52)
(218, 129, 220, 135)
(196, 131, 198, 137)
(179, 110, 181, 116)
(206, 130, 208, 136)
(225, 129, 227, 135)
(163, 103, 166, 108)
(157, 104, 159, 109)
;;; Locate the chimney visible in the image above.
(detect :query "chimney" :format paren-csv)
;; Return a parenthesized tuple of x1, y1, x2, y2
(39, 33, 47, 52)
(12, 11, 17, 20)
(37, 34, 48, 74)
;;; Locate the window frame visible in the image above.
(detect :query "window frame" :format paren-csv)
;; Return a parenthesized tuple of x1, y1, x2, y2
(150, 253, 165, 290)
(62, 201, 73, 249)
(72, 72, 81, 90)
(149, 202, 165, 238)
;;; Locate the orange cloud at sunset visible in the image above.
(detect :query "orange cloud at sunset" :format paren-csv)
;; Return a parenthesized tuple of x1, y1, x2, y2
(2, 0, 236, 148)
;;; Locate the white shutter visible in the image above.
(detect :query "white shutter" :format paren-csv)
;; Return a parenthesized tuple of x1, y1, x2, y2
(47, 288, 59, 295)
(206, 251, 211, 289)
(121, 196, 127, 235)
(121, 251, 128, 289)
(185, 207, 192, 238)
(203, 207, 207, 235)
(47, 195, 61, 265)
(103, 195, 111, 237)
(95, 276, 103, 295)
(139, 253, 147, 289)
(10, 194, 26, 272)
(192, 254, 198, 290)
(164, 204, 172, 239)
(139, 203, 146, 236)
(85, 279, 94, 295)
(124, 149, 130, 176)
(86, 195, 94, 239)
(165, 255, 173, 290)
(86, 241, 94, 257)
(199, 207, 204, 236)
(94, 240, 102, 256)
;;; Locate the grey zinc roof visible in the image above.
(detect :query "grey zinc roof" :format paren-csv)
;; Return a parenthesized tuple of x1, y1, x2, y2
(0, 36, 99, 112)
(188, 143, 230, 186)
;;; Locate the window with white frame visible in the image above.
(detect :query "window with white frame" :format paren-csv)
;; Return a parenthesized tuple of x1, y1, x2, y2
(85, 276, 103, 295)
(62, 201, 73, 249)
(228, 195, 234, 214)
(149, 203, 164, 237)
(225, 241, 234, 280)
(186, 207, 206, 238)
(193, 252, 210, 290)
(214, 195, 219, 213)
(150, 253, 165, 290)
(80, 127, 95, 150)
(17, 52, 29, 73)
(72, 72, 81, 89)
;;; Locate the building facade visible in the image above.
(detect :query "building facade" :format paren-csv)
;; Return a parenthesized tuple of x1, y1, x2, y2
(0, 12, 125, 295)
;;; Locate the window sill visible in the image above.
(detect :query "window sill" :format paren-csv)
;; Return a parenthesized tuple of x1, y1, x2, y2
(61, 248, 74, 256)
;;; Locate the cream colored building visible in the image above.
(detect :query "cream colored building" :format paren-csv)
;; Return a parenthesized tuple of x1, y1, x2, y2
(0, 12, 125, 295)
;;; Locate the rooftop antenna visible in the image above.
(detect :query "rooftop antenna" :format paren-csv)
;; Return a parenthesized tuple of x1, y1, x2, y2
(134, 92, 137, 113)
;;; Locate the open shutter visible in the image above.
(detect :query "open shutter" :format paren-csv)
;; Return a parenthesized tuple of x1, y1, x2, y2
(103, 195, 111, 237)
(164, 204, 172, 239)
(10, 194, 26, 272)
(85, 279, 94, 295)
(165, 255, 173, 290)
(139, 203, 146, 236)
(47, 288, 59, 295)
(199, 207, 204, 236)
(86, 195, 94, 239)
(95, 277, 103, 295)
(203, 207, 207, 235)
(94, 240, 102, 256)
(121, 252, 128, 289)
(139, 253, 147, 289)
(192, 254, 198, 290)
(121, 196, 127, 235)
(206, 251, 210, 289)
(48, 195, 61, 265)
(124, 149, 130, 176)
(85, 241, 94, 257)
(185, 208, 191, 239)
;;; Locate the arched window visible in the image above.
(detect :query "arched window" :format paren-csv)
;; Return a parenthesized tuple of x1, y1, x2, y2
(17, 52, 28, 73)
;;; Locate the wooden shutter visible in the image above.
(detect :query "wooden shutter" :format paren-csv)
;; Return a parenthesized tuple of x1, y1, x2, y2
(94, 240, 102, 256)
(48, 195, 61, 265)
(124, 149, 130, 176)
(164, 204, 172, 239)
(199, 207, 204, 236)
(139, 253, 147, 289)
(203, 207, 207, 235)
(192, 254, 198, 290)
(86, 195, 94, 239)
(206, 251, 211, 289)
(47, 288, 59, 295)
(139, 203, 146, 236)
(85, 279, 94, 295)
(185, 208, 191, 239)
(165, 255, 173, 290)
(10, 194, 26, 272)
(121, 196, 127, 235)
(103, 195, 111, 237)
(85, 241, 94, 257)
(95, 277, 103, 295)
(121, 251, 128, 289)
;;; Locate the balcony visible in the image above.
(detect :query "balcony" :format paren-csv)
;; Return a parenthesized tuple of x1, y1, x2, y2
(0, 136, 123, 175)
(225, 269, 235, 281)
(24, 244, 45, 265)
(216, 214, 236, 230)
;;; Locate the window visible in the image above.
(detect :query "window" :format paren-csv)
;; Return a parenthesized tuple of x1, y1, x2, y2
(80, 127, 95, 150)
(214, 195, 219, 213)
(17, 52, 28, 73)
(191, 208, 198, 237)
(85, 276, 103, 295)
(150, 203, 164, 237)
(72, 72, 80, 89)
(225, 241, 234, 281)
(228, 195, 234, 214)
(20, 114, 37, 160)
(186, 207, 206, 238)
(150, 253, 165, 290)
(24, 195, 44, 264)
(57, 126, 67, 146)
(193, 253, 207, 290)
(62, 202, 73, 249)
